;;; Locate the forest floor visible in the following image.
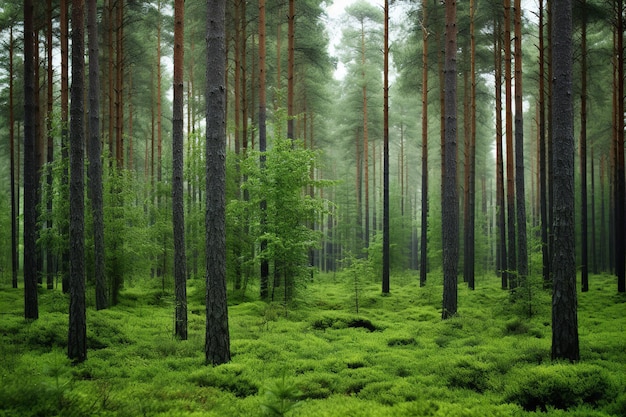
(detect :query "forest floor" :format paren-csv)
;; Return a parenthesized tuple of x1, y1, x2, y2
(0, 271, 625, 417)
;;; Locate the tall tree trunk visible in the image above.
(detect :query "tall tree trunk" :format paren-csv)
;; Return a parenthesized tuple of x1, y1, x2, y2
(259, 0, 270, 300)
(46, 0, 55, 290)
(23, 0, 39, 320)
(115, 0, 124, 168)
(442, 0, 458, 319)
(361, 20, 370, 248)
(419, 0, 428, 287)
(68, 0, 87, 363)
(60, 0, 70, 294)
(107, 0, 114, 162)
(10, 26, 18, 289)
(539, 0, 550, 287)
(173, 0, 188, 340)
(157, 0, 163, 188)
(580, 0, 589, 292)
(382, 0, 390, 294)
(495, 17, 507, 289)
(551, 0, 579, 362)
(468, 0, 476, 290)
(88, 0, 107, 310)
(504, 0, 517, 289)
(205, 0, 231, 365)
(514, 0, 528, 285)
(614, 0, 625, 292)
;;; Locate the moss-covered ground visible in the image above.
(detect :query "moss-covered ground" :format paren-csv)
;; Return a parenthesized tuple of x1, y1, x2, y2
(1, 272, 624, 416)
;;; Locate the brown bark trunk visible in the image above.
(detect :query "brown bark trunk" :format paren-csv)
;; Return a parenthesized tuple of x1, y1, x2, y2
(420, 0, 428, 287)
(442, 0, 458, 319)
(205, 0, 231, 365)
(173, 0, 188, 340)
(514, 0, 528, 284)
(504, 0, 517, 288)
(382, 0, 390, 294)
(495, 17, 508, 289)
(46, 0, 55, 290)
(259, 0, 269, 299)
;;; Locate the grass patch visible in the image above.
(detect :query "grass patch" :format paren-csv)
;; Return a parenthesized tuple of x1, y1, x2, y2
(0, 273, 624, 416)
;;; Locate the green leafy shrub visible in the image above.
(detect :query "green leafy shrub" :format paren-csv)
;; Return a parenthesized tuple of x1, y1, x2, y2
(260, 374, 302, 416)
(505, 363, 616, 411)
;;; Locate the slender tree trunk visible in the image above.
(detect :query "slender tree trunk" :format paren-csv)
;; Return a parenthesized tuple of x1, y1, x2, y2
(88, 0, 107, 310)
(580, 0, 589, 292)
(382, 0, 390, 294)
(442, 0, 458, 319)
(467, 0, 476, 290)
(10, 26, 18, 289)
(504, 0, 517, 289)
(420, 0, 428, 287)
(68, 0, 87, 363)
(551, 0, 579, 362)
(361, 21, 370, 248)
(259, 0, 270, 300)
(60, 0, 70, 293)
(46, 0, 55, 290)
(115, 0, 124, 168)
(173, 0, 188, 340)
(539, 0, 550, 287)
(23, 0, 39, 320)
(495, 17, 508, 289)
(205, 0, 231, 365)
(157, 0, 163, 189)
(514, 0, 528, 285)
(614, 0, 626, 292)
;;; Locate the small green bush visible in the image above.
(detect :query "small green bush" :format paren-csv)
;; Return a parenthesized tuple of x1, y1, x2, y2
(505, 363, 616, 411)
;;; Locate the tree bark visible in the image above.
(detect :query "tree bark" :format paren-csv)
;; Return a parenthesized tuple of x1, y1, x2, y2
(580, 0, 589, 292)
(46, 0, 55, 290)
(259, 0, 270, 300)
(442, 0, 458, 319)
(205, 0, 231, 365)
(173, 0, 188, 339)
(550, 0, 579, 362)
(514, 0, 528, 285)
(10, 26, 18, 289)
(614, 0, 625, 292)
(68, 0, 87, 363)
(88, 0, 107, 310)
(495, 17, 507, 289)
(361, 19, 370, 249)
(382, 0, 390, 294)
(504, 0, 517, 289)
(539, 0, 550, 287)
(23, 0, 39, 319)
(60, 0, 70, 294)
(419, 0, 428, 287)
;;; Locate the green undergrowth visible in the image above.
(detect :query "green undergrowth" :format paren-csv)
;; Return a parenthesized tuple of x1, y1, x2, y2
(0, 273, 624, 416)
